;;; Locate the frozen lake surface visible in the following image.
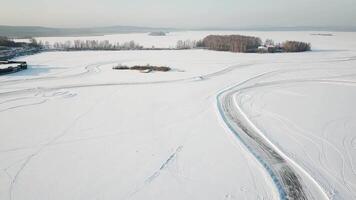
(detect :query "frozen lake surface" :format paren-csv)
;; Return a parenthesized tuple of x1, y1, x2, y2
(2, 31, 356, 200)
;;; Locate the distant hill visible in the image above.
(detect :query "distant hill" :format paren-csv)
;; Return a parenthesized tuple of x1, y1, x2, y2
(1, 25, 355, 38)
(0, 25, 175, 38)
(195, 26, 356, 32)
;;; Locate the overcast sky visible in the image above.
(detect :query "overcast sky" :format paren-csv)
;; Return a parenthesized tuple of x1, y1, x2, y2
(1, 0, 355, 28)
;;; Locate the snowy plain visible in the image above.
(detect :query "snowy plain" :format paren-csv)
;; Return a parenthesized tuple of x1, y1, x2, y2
(2, 31, 356, 200)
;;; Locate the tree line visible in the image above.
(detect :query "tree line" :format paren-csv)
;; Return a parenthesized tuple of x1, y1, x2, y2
(282, 41, 311, 52)
(1, 35, 311, 53)
(198, 35, 311, 53)
(53, 40, 143, 50)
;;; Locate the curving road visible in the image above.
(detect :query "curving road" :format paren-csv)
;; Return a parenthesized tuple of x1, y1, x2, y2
(217, 88, 306, 199)
(215, 74, 335, 200)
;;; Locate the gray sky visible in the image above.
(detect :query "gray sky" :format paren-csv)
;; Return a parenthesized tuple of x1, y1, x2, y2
(1, 0, 355, 28)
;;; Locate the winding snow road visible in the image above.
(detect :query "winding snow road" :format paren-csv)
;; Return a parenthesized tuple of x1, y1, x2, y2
(215, 70, 339, 200)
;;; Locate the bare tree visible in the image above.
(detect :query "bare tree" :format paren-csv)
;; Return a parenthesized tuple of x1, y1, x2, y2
(264, 39, 275, 46)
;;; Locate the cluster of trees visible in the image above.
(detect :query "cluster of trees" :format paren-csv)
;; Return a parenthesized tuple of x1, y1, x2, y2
(282, 41, 311, 52)
(198, 35, 311, 53)
(0, 37, 44, 60)
(0, 36, 22, 47)
(176, 40, 201, 49)
(53, 40, 143, 50)
(0, 37, 42, 48)
(201, 35, 262, 53)
(1, 35, 311, 54)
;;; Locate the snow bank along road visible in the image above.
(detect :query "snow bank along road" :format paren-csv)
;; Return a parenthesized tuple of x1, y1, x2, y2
(1, 31, 356, 200)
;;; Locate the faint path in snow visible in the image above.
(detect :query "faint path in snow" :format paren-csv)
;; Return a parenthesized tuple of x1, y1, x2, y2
(0, 62, 255, 98)
(0, 90, 76, 113)
(145, 146, 183, 184)
(124, 146, 183, 200)
(0, 60, 106, 86)
(8, 88, 120, 200)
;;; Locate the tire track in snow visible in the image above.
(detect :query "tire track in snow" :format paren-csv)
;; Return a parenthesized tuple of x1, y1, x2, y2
(218, 90, 306, 200)
(233, 79, 356, 199)
(215, 71, 333, 200)
(0, 63, 255, 98)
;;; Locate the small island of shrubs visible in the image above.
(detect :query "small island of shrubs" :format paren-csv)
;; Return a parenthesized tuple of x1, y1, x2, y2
(149, 32, 167, 36)
(113, 64, 171, 73)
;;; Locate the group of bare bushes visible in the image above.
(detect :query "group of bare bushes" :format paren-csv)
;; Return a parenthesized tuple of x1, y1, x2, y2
(176, 40, 200, 49)
(53, 40, 143, 50)
(282, 41, 311, 52)
(113, 64, 171, 72)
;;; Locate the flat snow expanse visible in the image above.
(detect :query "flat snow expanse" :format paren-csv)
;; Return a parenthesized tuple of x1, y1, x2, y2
(2, 31, 356, 200)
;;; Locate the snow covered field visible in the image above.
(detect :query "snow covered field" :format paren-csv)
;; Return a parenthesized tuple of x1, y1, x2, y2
(2, 31, 356, 200)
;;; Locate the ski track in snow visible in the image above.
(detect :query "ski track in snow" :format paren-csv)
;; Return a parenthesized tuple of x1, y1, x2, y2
(7, 87, 121, 200)
(124, 146, 183, 200)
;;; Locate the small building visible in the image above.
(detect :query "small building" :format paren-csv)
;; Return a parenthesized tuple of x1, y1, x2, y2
(258, 46, 268, 53)
(0, 61, 27, 75)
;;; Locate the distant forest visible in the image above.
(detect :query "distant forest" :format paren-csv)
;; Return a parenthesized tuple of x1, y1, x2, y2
(202, 35, 262, 52)
(200, 35, 311, 53)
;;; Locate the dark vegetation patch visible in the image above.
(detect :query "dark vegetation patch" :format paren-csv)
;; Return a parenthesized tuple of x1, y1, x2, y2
(149, 32, 167, 36)
(282, 41, 311, 52)
(311, 33, 334, 36)
(202, 35, 262, 53)
(113, 64, 171, 73)
(198, 35, 311, 53)
(0, 37, 41, 48)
